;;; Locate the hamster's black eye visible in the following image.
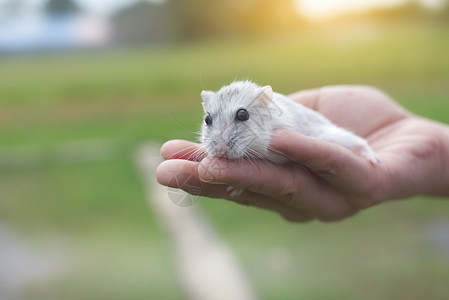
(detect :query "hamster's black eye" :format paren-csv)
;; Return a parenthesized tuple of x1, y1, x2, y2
(205, 113, 212, 126)
(236, 109, 249, 121)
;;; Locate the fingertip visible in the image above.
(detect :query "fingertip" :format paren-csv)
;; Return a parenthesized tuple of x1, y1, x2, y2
(155, 160, 178, 186)
(197, 156, 228, 184)
(159, 140, 173, 159)
(156, 158, 200, 187)
(270, 129, 308, 155)
(160, 139, 183, 159)
(160, 139, 202, 160)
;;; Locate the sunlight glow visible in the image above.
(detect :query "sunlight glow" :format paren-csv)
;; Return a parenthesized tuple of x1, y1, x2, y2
(296, 0, 407, 20)
(296, 0, 447, 21)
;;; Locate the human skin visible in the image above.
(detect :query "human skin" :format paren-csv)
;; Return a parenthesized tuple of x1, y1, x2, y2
(156, 86, 449, 222)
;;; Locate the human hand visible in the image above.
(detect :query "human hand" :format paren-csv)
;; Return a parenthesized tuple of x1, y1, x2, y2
(157, 86, 449, 222)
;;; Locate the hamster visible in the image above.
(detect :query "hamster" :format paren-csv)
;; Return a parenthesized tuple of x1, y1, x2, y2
(200, 80, 379, 166)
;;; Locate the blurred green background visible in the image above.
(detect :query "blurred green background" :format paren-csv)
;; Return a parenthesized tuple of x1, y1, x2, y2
(0, 0, 449, 299)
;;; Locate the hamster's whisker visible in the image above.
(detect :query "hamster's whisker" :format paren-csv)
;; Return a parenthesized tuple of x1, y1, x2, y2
(171, 146, 197, 160)
(244, 148, 264, 163)
(169, 144, 206, 162)
(243, 154, 260, 169)
(266, 146, 289, 160)
(168, 145, 198, 156)
(187, 145, 207, 162)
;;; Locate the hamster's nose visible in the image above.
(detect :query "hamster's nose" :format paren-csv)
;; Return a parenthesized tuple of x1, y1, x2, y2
(215, 144, 229, 157)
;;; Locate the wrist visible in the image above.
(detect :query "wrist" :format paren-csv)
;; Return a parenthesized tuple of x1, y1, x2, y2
(419, 118, 449, 197)
(385, 118, 449, 199)
(436, 121, 449, 196)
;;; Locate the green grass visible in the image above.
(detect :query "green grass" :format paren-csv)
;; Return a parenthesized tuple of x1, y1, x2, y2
(0, 23, 449, 299)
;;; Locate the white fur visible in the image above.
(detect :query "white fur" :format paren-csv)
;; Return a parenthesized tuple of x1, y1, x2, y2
(200, 80, 379, 164)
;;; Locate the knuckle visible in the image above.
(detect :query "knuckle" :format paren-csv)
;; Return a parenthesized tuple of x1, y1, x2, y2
(275, 166, 304, 202)
(316, 210, 355, 223)
(280, 212, 314, 223)
(355, 174, 389, 208)
(238, 163, 264, 192)
(316, 215, 341, 223)
(234, 197, 253, 206)
(278, 193, 294, 204)
(345, 192, 384, 211)
(322, 156, 345, 177)
(365, 187, 386, 207)
(359, 196, 383, 209)
(311, 146, 345, 178)
(315, 200, 358, 222)
(245, 180, 265, 194)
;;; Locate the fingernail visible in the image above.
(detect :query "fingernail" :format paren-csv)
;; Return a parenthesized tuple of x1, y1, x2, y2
(198, 162, 216, 183)
(198, 157, 228, 184)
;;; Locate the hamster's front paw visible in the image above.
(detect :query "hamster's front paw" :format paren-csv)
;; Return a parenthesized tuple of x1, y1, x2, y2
(353, 145, 380, 164)
(226, 185, 244, 198)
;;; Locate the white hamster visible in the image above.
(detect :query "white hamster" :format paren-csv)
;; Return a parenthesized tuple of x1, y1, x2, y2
(200, 80, 379, 165)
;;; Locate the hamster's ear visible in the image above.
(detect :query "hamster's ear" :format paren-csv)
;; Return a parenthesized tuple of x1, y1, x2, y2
(256, 85, 273, 108)
(201, 91, 214, 113)
(201, 91, 214, 103)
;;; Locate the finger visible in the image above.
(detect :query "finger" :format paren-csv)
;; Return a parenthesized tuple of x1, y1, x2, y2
(157, 159, 314, 222)
(197, 156, 356, 220)
(160, 140, 206, 161)
(271, 129, 378, 195)
(157, 159, 223, 198)
(288, 88, 321, 109)
(228, 192, 315, 223)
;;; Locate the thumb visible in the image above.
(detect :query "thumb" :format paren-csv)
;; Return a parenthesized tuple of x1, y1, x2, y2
(270, 129, 374, 191)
